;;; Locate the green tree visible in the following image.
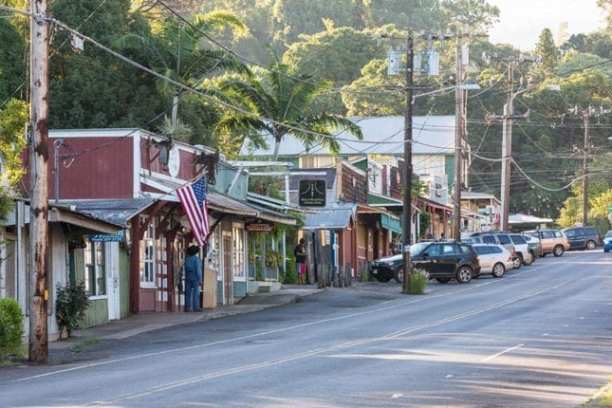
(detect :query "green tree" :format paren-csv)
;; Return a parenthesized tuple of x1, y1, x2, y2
(0, 99, 27, 217)
(216, 61, 363, 159)
(0, 13, 26, 105)
(534, 28, 560, 73)
(440, 0, 500, 31)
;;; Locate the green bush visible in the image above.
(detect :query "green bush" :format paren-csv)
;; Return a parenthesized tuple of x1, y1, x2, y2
(284, 257, 297, 284)
(0, 298, 24, 359)
(408, 269, 428, 295)
(56, 282, 90, 339)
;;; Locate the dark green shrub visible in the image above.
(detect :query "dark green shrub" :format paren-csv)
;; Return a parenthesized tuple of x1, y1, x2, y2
(0, 298, 24, 359)
(55, 282, 89, 339)
(284, 257, 297, 284)
(408, 269, 428, 295)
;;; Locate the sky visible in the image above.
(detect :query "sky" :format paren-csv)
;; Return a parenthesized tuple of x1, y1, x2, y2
(488, 0, 604, 50)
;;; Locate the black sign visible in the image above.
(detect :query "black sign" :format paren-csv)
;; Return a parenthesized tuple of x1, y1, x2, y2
(299, 180, 326, 207)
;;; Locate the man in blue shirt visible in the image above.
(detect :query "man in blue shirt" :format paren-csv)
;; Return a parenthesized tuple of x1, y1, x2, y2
(184, 246, 202, 312)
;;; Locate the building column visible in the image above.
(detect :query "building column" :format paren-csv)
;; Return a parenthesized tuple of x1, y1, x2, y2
(129, 220, 143, 314)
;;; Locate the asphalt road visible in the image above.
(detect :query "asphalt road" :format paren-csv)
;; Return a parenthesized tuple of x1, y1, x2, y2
(1, 250, 611, 408)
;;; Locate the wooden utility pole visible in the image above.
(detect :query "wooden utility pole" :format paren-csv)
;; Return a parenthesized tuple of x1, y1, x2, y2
(487, 61, 529, 232)
(402, 33, 414, 294)
(29, 0, 50, 363)
(582, 111, 591, 226)
(452, 37, 464, 241)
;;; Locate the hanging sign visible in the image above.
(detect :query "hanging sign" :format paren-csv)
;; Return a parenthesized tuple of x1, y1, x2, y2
(89, 231, 125, 242)
(299, 180, 326, 207)
(246, 223, 274, 233)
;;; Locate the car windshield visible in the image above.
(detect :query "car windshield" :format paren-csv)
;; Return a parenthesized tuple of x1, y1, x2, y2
(410, 243, 430, 256)
(606, 231, 612, 238)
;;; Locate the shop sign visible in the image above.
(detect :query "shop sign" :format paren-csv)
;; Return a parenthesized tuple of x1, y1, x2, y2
(89, 231, 125, 242)
(246, 222, 274, 233)
(299, 180, 326, 207)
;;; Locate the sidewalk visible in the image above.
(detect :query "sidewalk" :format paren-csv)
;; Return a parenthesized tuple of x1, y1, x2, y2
(51, 285, 323, 351)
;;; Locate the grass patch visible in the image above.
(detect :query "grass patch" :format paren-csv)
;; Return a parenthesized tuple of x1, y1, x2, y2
(406, 269, 428, 295)
(585, 378, 612, 407)
(70, 337, 100, 354)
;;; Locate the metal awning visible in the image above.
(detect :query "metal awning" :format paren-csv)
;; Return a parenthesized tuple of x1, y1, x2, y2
(302, 204, 356, 231)
(381, 213, 402, 234)
(66, 199, 157, 227)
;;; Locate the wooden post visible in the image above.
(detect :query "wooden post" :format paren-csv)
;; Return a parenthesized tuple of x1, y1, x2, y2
(28, 0, 50, 363)
(129, 220, 143, 314)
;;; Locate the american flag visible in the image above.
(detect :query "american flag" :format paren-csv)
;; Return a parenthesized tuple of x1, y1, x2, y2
(177, 176, 210, 246)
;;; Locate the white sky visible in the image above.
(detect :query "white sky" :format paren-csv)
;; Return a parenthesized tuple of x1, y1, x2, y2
(487, 0, 605, 50)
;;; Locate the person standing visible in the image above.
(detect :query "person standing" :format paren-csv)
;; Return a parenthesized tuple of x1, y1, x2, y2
(184, 246, 202, 312)
(294, 238, 307, 284)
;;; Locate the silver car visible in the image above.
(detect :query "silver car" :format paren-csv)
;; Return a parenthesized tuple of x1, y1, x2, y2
(471, 244, 514, 278)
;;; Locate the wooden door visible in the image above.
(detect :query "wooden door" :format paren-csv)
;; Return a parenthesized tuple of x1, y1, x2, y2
(223, 233, 233, 304)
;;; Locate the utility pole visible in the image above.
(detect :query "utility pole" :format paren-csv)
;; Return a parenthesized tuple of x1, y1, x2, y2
(487, 61, 529, 232)
(452, 37, 464, 241)
(402, 33, 414, 294)
(582, 111, 590, 226)
(29, 0, 50, 363)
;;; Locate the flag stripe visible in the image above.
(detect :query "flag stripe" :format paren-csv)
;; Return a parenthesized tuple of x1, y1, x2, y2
(176, 176, 210, 247)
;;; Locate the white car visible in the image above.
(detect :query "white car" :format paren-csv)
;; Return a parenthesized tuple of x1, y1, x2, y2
(509, 234, 535, 267)
(471, 244, 514, 278)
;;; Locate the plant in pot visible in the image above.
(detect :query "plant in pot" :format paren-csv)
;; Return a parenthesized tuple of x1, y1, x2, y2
(55, 282, 90, 339)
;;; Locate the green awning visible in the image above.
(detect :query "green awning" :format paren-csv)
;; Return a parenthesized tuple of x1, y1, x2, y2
(381, 213, 402, 234)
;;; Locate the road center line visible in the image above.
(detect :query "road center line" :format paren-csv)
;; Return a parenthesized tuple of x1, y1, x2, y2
(481, 344, 524, 362)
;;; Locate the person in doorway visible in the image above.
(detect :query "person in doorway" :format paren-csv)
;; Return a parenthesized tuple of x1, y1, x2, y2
(184, 245, 202, 312)
(294, 238, 307, 284)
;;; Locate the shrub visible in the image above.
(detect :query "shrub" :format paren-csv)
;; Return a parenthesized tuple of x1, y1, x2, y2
(408, 269, 428, 295)
(284, 257, 297, 284)
(55, 282, 89, 339)
(0, 298, 24, 359)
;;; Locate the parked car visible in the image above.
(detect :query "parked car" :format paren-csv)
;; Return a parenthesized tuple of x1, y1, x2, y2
(522, 234, 543, 258)
(603, 231, 612, 253)
(524, 229, 570, 257)
(411, 242, 481, 284)
(509, 234, 535, 266)
(562, 226, 602, 250)
(471, 244, 514, 278)
(469, 233, 523, 269)
(369, 254, 403, 283)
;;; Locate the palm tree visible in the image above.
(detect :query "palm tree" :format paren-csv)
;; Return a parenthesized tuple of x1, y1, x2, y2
(215, 61, 363, 160)
(116, 11, 250, 139)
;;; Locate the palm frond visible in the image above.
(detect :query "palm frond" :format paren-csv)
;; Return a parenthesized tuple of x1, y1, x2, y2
(190, 11, 248, 39)
(218, 78, 276, 118)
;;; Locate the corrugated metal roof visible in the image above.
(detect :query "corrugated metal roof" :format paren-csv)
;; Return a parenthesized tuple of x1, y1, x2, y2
(241, 116, 455, 157)
(302, 204, 356, 230)
(67, 199, 157, 227)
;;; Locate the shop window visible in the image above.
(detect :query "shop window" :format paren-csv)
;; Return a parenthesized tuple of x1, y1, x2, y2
(232, 225, 245, 279)
(207, 228, 221, 281)
(84, 241, 106, 296)
(140, 223, 156, 287)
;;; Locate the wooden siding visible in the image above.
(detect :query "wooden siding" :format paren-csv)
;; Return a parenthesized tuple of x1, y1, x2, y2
(140, 139, 199, 181)
(49, 138, 134, 199)
(340, 163, 368, 204)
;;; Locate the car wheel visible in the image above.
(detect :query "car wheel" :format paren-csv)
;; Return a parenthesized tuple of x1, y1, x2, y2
(436, 278, 451, 284)
(586, 240, 596, 250)
(492, 262, 506, 278)
(553, 245, 564, 257)
(512, 256, 522, 270)
(456, 266, 473, 284)
(393, 269, 404, 283)
(525, 251, 536, 265)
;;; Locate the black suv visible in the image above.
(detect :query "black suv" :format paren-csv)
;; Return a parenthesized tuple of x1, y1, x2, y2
(562, 227, 601, 250)
(411, 242, 481, 284)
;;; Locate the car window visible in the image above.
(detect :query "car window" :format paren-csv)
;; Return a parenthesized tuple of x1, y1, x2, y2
(586, 228, 598, 235)
(492, 246, 503, 254)
(498, 235, 511, 245)
(473, 246, 487, 255)
(460, 245, 472, 255)
(540, 231, 553, 239)
(442, 244, 459, 255)
(525, 231, 538, 238)
(482, 235, 496, 244)
(425, 245, 441, 257)
(555, 232, 563, 238)
(606, 231, 612, 238)
(564, 229, 576, 238)
(510, 235, 526, 245)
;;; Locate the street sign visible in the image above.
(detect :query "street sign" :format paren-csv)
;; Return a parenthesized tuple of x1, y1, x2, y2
(299, 180, 326, 207)
(387, 50, 402, 76)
